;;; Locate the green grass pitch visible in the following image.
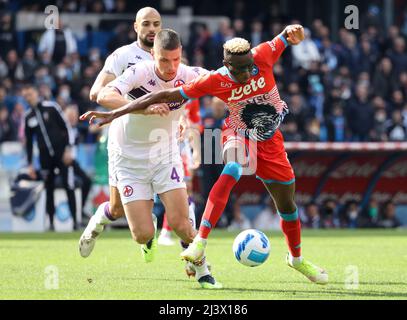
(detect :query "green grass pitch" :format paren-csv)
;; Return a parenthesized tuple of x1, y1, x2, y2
(0, 229, 406, 300)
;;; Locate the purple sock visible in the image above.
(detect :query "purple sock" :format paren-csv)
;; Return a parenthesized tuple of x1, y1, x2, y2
(104, 203, 116, 221)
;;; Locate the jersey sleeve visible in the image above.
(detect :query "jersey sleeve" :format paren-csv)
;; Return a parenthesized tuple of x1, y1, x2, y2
(185, 99, 201, 125)
(252, 34, 289, 66)
(107, 64, 145, 96)
(180, 72, 213, 100)
(102, 50, 126, 77)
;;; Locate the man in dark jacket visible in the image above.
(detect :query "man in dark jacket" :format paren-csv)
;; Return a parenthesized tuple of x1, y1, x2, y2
(23, 84, 77, 230)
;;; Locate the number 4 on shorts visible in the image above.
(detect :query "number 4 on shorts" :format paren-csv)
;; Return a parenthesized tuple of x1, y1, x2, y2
(171, 167, 180, 182)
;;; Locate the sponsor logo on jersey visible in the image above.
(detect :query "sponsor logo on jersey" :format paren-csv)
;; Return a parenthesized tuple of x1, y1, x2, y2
(123, 185, 133, 197)
(228, 77, 266, 102)
(167, 99, 187, 111)
(174, 79, 185, 87)
(221, 82, 232, 88)
(148, 79, 156, 86)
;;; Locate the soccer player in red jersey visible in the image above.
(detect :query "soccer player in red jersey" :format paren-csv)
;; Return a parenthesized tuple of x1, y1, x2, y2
(81, 24, 328, 285)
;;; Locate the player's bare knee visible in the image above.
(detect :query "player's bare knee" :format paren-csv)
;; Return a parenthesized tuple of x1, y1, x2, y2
(169, 217, 190, 234)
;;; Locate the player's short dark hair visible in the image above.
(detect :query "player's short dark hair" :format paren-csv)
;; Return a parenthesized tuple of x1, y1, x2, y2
(155, 29, 181, 50)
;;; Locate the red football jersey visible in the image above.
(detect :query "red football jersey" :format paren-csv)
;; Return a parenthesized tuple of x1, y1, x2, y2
(180, 35, 289, 142)
(185, 99, 201, 125)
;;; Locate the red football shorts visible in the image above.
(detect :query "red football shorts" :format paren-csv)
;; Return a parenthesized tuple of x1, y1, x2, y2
(222, 128, 295, 184)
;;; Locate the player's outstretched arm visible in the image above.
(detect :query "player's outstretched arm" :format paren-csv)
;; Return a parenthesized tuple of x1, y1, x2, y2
(281, 24, 305, 45)
(80, 88, 184, 126)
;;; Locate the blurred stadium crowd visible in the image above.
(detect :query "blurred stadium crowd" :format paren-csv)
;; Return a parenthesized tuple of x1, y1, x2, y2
(0, 1, 406, 229)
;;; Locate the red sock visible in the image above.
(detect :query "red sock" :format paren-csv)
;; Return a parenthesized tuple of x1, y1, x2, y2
(162, 213, 172, 231)
(280, 218, 302, 257)
(198, 174, 239, 239)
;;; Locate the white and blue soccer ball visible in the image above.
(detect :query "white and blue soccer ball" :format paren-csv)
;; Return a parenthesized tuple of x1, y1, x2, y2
(233, 229, 270, 267)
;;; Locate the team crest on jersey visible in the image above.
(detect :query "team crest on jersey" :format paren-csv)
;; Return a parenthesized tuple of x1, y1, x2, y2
(123, 185, 133, 197)
(174, 79, 185, 87)
(251, 64, 259, 76)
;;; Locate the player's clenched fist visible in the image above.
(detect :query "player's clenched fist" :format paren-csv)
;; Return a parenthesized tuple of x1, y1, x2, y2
(285, 24, 305, 45)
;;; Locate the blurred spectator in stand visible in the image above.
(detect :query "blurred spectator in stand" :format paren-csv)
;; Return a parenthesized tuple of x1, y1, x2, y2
(56, 84, 72, 110)
(281, 118, 302, 142)
(357, 38, 377, 75)
(305, 61, 325, 121)
(343, 201, 360, 229)
(386, 109, 407, 141)
(324, 102, 347, 142)
(360, 199, 380, 228)
(370, 108, 389, 141)
(90, 0, 105, 14)
(18, 47, 38, 82)
(188, 23, 215, 69)
(403, 104, 407, 129)
(112, 0, 128, 13)
(303, 118, 321, 141)
(0, 106, 17, 142)
(378, 201, 401, 228)
(373, 58, 397, 100)
(389, 90, 405, 111)
(399, 72, 407, 99)
(38, 51, 54, 69)
(107, 23, 131, 53)
(38, 83, 53, 101)
(340, 32, 360, 77)
(321, 199, 339, 228)
(38, 20, 78, 65)
(284, 92, 311, 136)
(249, 19, 268, 47)
(10, 102, 26, 143)
(212, 18, 233, 64)
(304, 202, 322, 229)
(384, 25, 400, 53)
(320, 36, 339, 73)
(232, 18, 247, 39)
(34, 66, 56, 91)
(5, 49, 20, 81)
(387, 37, 407, 78)
(0, 56, 8, 78)
(292, 28, 321, 70)
(0, 13, 18, 60)
(346, 84, 374, 142)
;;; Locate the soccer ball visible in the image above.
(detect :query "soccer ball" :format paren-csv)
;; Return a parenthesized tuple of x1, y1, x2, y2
(232, 229, 270, 267)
